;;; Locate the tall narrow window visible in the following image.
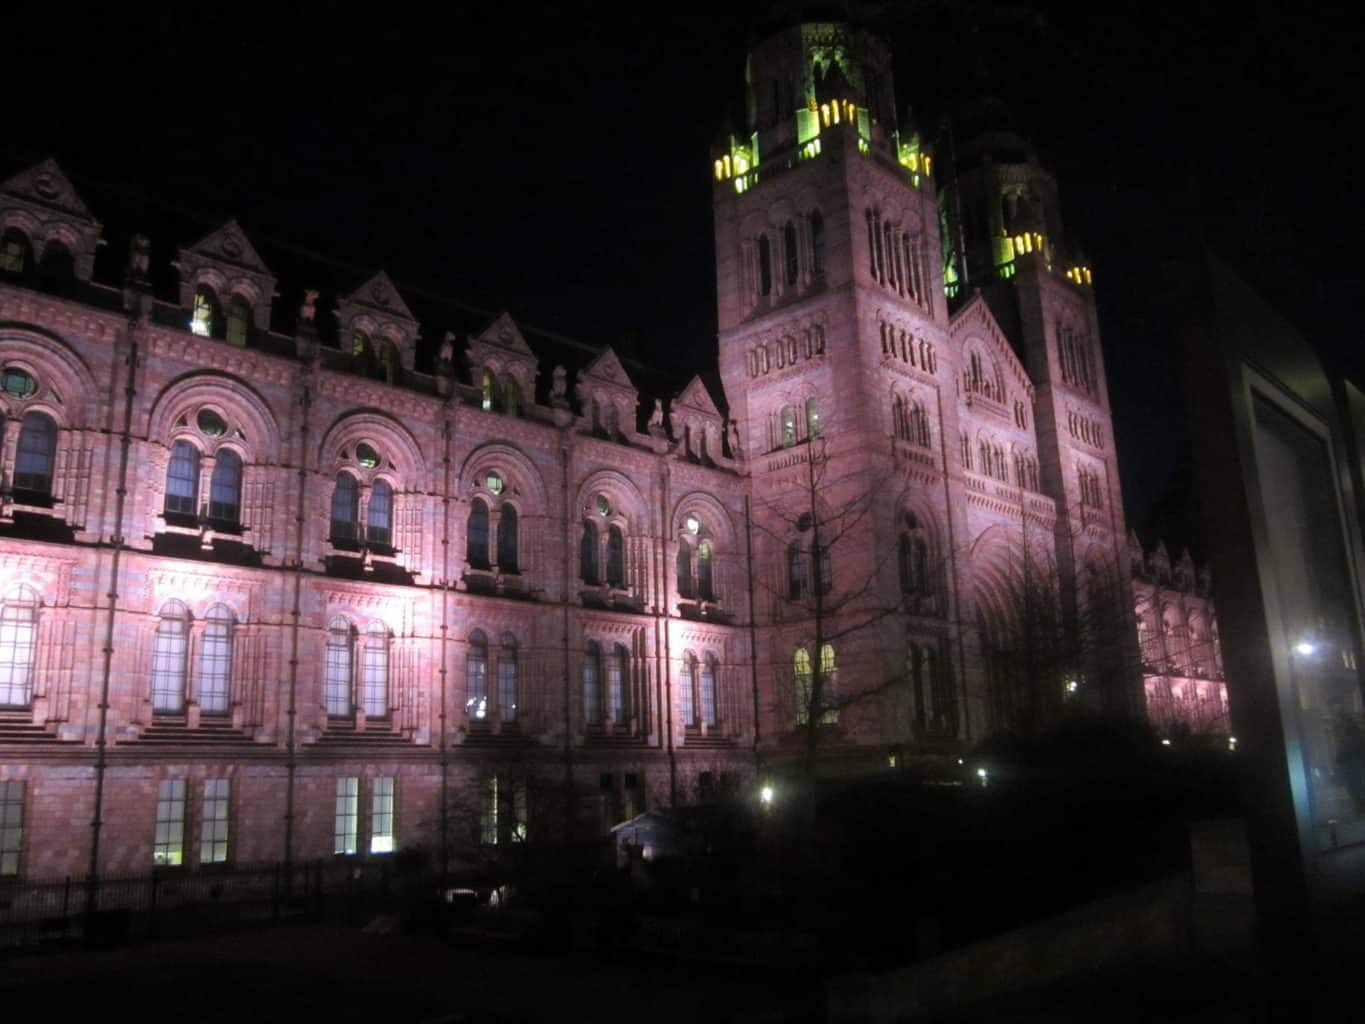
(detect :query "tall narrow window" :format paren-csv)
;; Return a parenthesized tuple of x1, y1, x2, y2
(496, 504, 519, 573)
(36, 241, 73, 291)
(580, 521, 599, 584)
(608, 644, 629, 726)
(606, 526, 625, 589)
(334, 777, 359, 855)
(380, 343, 399, 385)
(898, 534, 914, 594)
(498, 633, 518, 723)
(190, 286, 218, 337)
(787, 543, 808, 600)
(780, 405, 797, 447)
(225, 295, 251, 347)
(783, 221, 799, 285)
(164, 441, 200, 517)
(701, 655, 718, 728)
(0, 585, 39, 708)
(698, 542, 714, 601)
(583, 641, 602, 724)
(198, 604, 233, 714)
(758, 235, 772, 296)
(466, 630, 488, 721)
(367, 480, 393, 548)
(676, 541, 695, 599)
(819, 643, 838, 723)
(152, 601, 189, 713)
(680, 651, 697, 727)
(0, 780, 24, 877)
(467, 498, 490, 570)
(503, 376, 520, 418)
(815, 543, 832, 596)
(481, 776, 499, 845)
(370, 777, 394, 854)
(810, 211, 826, 277)
(200, 779, 230, 864)
(805, 398, 821, 439)
(0, 228, 31, 274)
(324, 618, 353, 717)
(330, 473, 359, 543)
(13, 411, 57, 498)
(208, 449, 242, 525)
(481, 369, 496, 411)
(154, 780, 187, 866)
(361, 625, 389, 717)
(794, 648, 812, 726)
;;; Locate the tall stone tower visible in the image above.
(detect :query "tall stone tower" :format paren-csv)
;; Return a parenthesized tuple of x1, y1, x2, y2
(713, 19, 966, 761)
(938, 96, 1141, 718)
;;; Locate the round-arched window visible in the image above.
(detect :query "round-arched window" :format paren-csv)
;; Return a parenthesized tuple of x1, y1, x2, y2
(1, 367, 37, 398)
(197, 409, 227, 438)
(356, 442, 380, 468)
(595, 494, 611, 517)
(684, 514, 700, 535)
(486, 471, 504, 495)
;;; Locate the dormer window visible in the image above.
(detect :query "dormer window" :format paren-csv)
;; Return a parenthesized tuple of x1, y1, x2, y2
(191, 286, 219, 338)
(225, 295, 251, 347)
(0, 229, 31, 274)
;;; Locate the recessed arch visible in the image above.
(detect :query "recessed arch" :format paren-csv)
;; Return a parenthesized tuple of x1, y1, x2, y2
(146, 372, 280, 463)
(316, 410, 424, 489)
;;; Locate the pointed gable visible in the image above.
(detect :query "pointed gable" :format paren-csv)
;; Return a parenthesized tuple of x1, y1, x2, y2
(465, 311, 539, 401)
(672, 375, 724, 463)
(575, 345, 639, 440)
(174, 220, 277, 330)
(334, 271, 420, 372)
(0, 158, 102, 281)
(949, 292, 1035, 404)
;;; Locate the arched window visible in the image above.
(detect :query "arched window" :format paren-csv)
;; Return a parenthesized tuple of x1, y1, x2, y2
(481, 369, 496, 412)
(758, 235, 772, 296)
(580, 521, 599, 584)
(324, 618, 353, 717)
(191, 285, 220, 338)
(466, 630, 489, 721)
(368, 479, 393, 548)
(38, 241, 75, 292)
(361, 624, 389, 717)
(496, 504, 518, 573)
(0, 228, 32, 274)
(152, 600, 190, 713)
(810, 211, 825, 277)
(783, 221, 799, 285)
(819, 643, 838, 723)
(208, 449, 242, 525)
(0, 585, 39, 707)
(701, 654, 718, 727)
(815, 542, 832, 596)
(503, 376, 520, 418)
(794, 648, 812, 726)
(898, 534, 914, 593)
(680, 651, 698, 727)
(805, 398, 821, 439)
(164, 441, 200, 517)
(676, 541, 695, 599)
(380, 342, 399, 384)
(225, 295, 251, 347)
(330, 473, 360, 543)
(14, 411, 57, 498)
(787, 543, 808, 600)
(198, 604, 234, 714)
(606, 525, 625, 589)
(698, 541, 714, 601)
(467, 498, 490, 570)
(608, 643, 629, 726)
(498, 633, 518, 723)
(583, 641, 603, 724)
(780, 405, 797, 447)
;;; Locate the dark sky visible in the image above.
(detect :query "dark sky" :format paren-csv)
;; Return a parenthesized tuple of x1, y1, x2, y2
(5, 3, 1361, 546)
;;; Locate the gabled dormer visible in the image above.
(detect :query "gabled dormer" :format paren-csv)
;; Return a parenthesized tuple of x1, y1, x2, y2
(333, 271, 419, 384)
(575, 347, 638, 441)
(0, 158, 102, 285)
(466, 312, 538, 416)
(174, 221, 276, 346)
(672, 375, 725, 464)
(950, 293, 1034, 417)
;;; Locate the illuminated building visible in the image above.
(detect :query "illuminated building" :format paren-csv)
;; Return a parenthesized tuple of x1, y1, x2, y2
(0, 17, 1219, 881)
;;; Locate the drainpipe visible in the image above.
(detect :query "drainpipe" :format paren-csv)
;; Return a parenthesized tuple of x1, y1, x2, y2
(744, 495, 762, 772)
(935, 385, 971, 744)
(87, 318, 139, 909)
(660, 462, 676, 807)
(283, 375, 312, 873)
(560, 442, 575, 838)
(438, 403, 453, 883)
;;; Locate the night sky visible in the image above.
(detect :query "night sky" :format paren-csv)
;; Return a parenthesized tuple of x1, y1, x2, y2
(5, 4, 1361, 551)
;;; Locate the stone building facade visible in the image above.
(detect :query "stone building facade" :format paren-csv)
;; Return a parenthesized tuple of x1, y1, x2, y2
(0, 19, 1219, 882)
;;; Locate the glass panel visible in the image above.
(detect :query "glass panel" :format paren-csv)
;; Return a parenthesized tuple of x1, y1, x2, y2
(466, 636, 487, 720)
(200, 779, 230, 864)
(198, 606, 233, 714)
(497, 505, 518, 572)
(467, 499, 490, 570)
(370, 777, 394, 854)
(0, 780, 24, 876)
(324, 621, 353, 717)
(331, 473, 359, 542)
(680, 655, 696, 727)
(0, 594, 37, 707)
(153, 780, 186, 866)
(361, 629, 388, 717)
(165, 441, 200, 515)
(701, 657, 717, 727)
(208, 449, 242, 523)
(14, 411, 56, 494)
(367, 480, 392, 547)
(152, 605, 188, 713)
(583, 644, 601, 724)
(334, 777, 358, 855)
(498, 648, 518, 723)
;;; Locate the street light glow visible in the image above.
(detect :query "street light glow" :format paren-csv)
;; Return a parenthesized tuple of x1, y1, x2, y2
(760, 785, 774, 806)
(1295, 641, 1315, 656)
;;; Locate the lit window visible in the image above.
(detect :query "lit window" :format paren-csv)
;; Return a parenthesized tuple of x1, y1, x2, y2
(164, 441, 200, 516)
(190, 287, 217, 337)
(486, 471, 504, 495)
(818, 643, 839, 724)
(0, 585, 39, 708)
(595, 494, 611, 517)
(608, 644, 629, 726)
(225, 295, 250, 347)
(481, 776, 499, 845)
(334, 777, 359, 855)
(503, 376, 520, 417)
(805, 399, 820, 439)
(794, 648, 812, 726)
(466, 630, 488, 721)
(324, 618, 353, 717)
(356, 442, 380, 468)
(153, 780, 186, 866)
(370, 777, 394, 854)
(0, 780, 24, 876)
(780, 405, 797, 447)
(481, 369, 495, 411)
(197, 604, 234, 714)
(361, 625, 389, 717)
(701, 655, 718, 728)
(498, 633, 518, 723)
(684, 514, 699, 535)
(200, 779, 230, 864)
(151, 601, 189, 713)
